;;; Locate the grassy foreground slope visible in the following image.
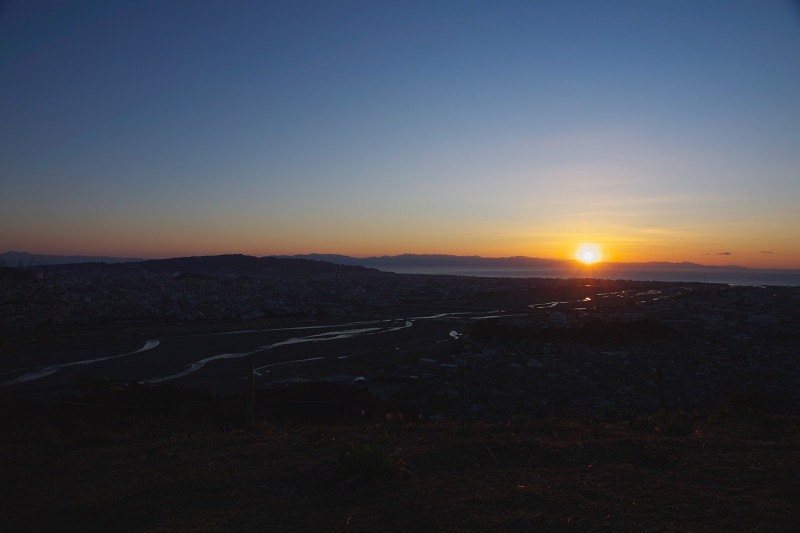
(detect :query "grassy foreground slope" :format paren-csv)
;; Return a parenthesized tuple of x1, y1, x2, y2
(2, 390, 799, 532)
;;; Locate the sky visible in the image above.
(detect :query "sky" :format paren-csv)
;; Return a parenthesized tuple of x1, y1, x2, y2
(1, 0, 799, 268)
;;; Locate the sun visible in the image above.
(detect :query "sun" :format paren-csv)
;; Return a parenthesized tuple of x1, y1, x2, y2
(575, 243, 602, 265)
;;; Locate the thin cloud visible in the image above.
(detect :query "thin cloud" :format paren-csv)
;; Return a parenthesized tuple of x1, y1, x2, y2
(760, 251, 774, 254)
(717, 252, 731, 255)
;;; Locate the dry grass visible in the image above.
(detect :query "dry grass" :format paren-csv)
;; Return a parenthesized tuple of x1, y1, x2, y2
(2, 395, 799, 532)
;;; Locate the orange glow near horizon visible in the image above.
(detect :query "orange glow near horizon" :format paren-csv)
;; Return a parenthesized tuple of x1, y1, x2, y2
(5, 232, 800, 269)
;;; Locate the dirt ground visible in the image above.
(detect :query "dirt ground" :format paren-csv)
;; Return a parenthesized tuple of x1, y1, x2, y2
(3, 393, 798, 532)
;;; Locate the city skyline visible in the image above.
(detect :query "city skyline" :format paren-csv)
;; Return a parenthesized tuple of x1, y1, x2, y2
(2, 1, 799, 269)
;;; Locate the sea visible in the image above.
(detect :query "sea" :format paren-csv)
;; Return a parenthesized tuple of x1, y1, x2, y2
(375, 266, 800, 287)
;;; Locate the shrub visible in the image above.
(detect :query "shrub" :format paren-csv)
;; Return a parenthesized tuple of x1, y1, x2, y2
(634, 409, 695, 436)
(727, 391, 794, 415)
(336, 441, 399, 483)
(509, 414, 531, 427)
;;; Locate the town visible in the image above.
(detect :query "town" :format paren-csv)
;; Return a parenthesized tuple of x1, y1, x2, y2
(2, 255, 798, 422)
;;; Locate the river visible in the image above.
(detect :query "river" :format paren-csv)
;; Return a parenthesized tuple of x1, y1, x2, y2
(1, 311, 503, 395)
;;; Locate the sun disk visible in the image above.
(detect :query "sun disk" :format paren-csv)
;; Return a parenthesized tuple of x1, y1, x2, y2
(576, 243, 602, 265)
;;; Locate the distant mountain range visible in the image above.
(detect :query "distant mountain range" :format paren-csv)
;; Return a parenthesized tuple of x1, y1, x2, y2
(0, 253, 371, 278)
(4, 252, 797, 285)
(0, 251, 144, 267)
(125, 254, 372, 276)
(276, 253, 568, 268)
(2, 251, 752, 271)
(276, 253, 747, 271)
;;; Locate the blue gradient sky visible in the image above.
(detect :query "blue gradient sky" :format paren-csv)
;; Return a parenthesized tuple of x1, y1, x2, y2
(2, 0, 799, 267)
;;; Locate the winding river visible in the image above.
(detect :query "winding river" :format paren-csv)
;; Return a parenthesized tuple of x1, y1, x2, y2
(1, 312, 503, 394)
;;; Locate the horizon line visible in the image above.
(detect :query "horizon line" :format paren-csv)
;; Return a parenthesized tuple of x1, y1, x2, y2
(3, 250, 799, 271)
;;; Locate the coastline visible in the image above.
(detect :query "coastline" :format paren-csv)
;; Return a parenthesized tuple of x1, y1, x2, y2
(373, 266, 800, 286)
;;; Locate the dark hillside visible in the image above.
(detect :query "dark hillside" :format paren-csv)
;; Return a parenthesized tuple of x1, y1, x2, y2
(32, 254, 376, 278)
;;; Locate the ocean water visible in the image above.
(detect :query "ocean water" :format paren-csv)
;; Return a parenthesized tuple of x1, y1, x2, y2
(377, 266, 800, 286)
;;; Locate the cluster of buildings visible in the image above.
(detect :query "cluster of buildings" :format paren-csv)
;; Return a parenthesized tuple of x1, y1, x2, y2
(0, 264, 515, 335)
(366, 283, 800, 420)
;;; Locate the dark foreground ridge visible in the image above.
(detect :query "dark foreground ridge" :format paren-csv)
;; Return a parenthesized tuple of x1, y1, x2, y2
(2, 384, 799, 532)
